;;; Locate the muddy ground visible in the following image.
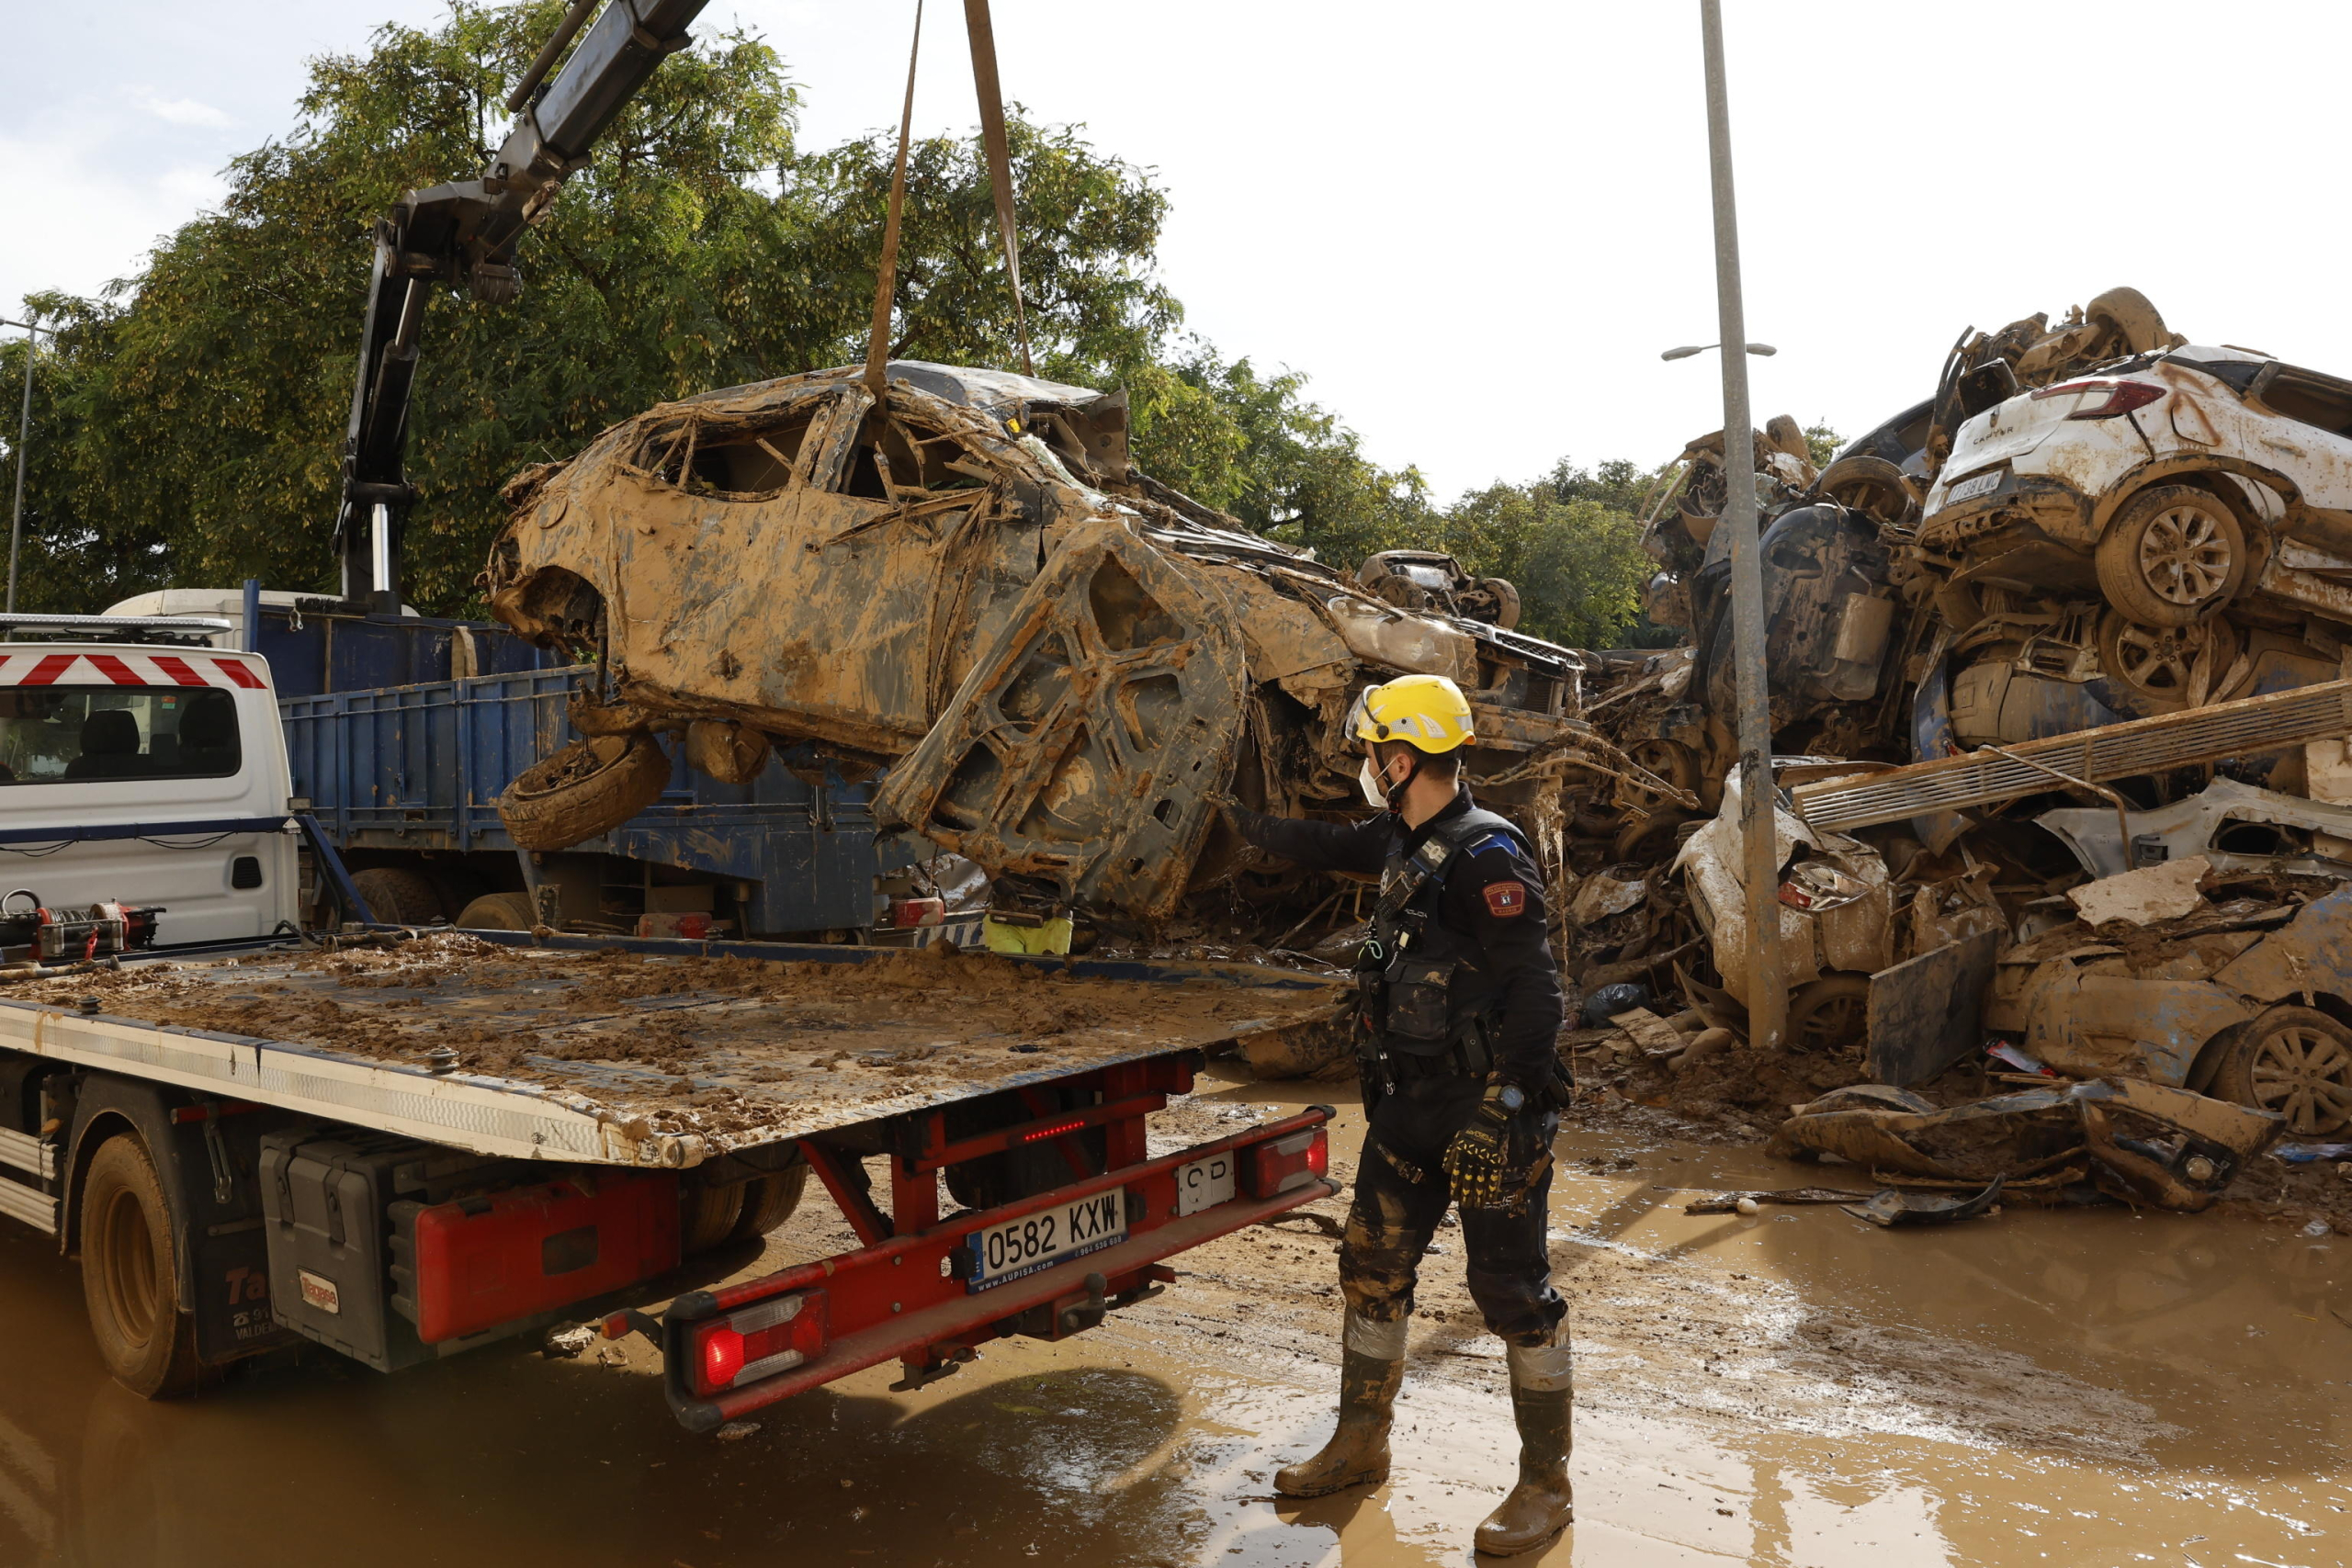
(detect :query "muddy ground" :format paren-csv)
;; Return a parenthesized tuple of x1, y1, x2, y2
(6, 1064, 2345, 1566)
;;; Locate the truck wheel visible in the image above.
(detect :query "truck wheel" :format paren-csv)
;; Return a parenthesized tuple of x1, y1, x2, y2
(80, 1135, 203, 1399)
(351, 866, 442, 925)
(726, 1167, 809, 1242)
(2210, 1005, 2352, 1136)
(2096, 485, 2247, 628)
(455, 891, 538, 931)
(681, 1182, 745, 1254)
(496, 732, 671, 852)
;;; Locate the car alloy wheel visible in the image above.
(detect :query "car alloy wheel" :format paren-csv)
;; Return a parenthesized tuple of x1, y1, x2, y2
(2096, 610, 2237, 712)
(2095, 484, 2249, 629)
(2214, 1006, 2352, 1137)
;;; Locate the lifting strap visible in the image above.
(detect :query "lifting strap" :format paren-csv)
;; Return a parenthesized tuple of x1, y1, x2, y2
(963, 0, 1033, 376)
(862, 1, 925, 400)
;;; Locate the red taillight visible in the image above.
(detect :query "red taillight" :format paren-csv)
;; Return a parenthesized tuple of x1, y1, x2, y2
(2030, 378, 2164, 419)
(1020, 1116, 1091, 1144)
(1243, 1129, 1328, 1199)
(701, 1325, 746, 1390)
(690, 1290, 828, 1396)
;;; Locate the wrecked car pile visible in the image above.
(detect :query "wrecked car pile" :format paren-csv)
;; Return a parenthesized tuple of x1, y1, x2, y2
(1560, 288, 2352, 1230)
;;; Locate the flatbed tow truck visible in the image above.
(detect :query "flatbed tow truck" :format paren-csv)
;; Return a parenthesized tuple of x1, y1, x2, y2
(0, 618, 1340, 1424)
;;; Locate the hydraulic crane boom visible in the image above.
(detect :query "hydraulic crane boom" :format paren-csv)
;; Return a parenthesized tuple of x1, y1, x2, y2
(334, 0, 709, 611)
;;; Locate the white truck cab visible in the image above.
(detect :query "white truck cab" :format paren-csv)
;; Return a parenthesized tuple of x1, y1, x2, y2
(0, 615, 300, 950)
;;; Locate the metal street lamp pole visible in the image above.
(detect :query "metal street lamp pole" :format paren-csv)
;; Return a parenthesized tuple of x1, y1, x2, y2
(2, 316, 40, 615)
(1696, 0, 1784, 1052)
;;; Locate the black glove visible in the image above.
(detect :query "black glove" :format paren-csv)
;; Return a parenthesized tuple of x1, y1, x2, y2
(1442, 1081, 1525, 1209)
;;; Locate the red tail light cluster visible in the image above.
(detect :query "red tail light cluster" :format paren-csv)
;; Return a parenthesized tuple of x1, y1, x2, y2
(1242, 1128, 1329, 1199)
(2030, 378, 2165, 419)
(692, 1290, 829, 1396)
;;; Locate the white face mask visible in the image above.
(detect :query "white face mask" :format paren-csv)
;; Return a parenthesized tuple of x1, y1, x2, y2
(1359, 755, 1392, 808)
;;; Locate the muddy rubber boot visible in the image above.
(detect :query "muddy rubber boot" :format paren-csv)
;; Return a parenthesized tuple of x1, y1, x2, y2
(1275, 1311, 1407, 1498)
(1475, 1325, 1574, 1556)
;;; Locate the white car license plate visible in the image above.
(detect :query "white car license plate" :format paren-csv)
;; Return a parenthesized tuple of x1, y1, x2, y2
(1944, 468, 2002, 505)
(968, 1190, 1126, 1292)
(1174, 1152, 1237, 1217)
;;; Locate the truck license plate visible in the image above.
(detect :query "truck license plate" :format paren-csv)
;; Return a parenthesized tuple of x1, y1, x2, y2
(968, 1191, 1125, 1292)
(1174, 1152, 1236, 1217)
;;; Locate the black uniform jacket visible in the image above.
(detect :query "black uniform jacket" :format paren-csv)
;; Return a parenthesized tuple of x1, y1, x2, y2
(1228, 788, 1566, 1095)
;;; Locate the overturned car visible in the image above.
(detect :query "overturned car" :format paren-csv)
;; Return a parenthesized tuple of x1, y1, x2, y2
(485, 362, 1594, 928)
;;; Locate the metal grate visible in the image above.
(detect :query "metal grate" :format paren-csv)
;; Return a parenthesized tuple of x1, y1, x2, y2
(1793, 678, 2352, 831)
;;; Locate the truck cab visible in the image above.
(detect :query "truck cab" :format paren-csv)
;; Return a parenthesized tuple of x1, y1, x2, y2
(0, 615, 300, 949)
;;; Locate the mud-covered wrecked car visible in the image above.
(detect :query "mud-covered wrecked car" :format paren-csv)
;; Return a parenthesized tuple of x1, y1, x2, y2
(483, 361, 1604, 930)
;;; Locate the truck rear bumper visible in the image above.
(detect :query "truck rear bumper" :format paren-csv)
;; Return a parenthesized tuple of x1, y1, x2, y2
(662, 1108, 1337, 1430)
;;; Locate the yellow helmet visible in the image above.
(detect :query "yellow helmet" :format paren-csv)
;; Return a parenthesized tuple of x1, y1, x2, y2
(1349, 674, 1476, 754)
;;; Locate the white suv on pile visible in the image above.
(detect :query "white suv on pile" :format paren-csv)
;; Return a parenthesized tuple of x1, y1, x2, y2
(1919, 345, 2352, 632)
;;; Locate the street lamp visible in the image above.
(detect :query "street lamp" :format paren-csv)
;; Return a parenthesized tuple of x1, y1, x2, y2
(1660, 343, 1776, 361)
(1691, 0, 1785, 1054)
(1, 316, 46, 615)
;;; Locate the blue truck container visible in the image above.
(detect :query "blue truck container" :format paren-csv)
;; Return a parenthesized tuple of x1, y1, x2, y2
(245, 594, 891, 937)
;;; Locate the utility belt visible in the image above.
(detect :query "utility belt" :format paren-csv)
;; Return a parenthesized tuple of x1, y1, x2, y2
(1354, 945, 1498, 1093)
(1385, 1022, 1496, 1082)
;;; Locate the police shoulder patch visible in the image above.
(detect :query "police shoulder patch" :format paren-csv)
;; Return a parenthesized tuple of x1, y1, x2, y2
(1482, 880, 1528, 918)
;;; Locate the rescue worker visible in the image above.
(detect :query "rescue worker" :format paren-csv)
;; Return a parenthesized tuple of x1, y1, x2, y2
(1219, 673, 1573, 1556)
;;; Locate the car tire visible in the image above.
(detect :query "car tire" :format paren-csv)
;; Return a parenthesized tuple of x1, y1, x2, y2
(2094, 610, 2239, 714)
(725, 1167, 809, 1243)
(496, 731, 671, 851)
(81, 1134, 204, 1400)
(1816, 454, 1919, 525)
(1617, 739, 1699, 818)
(2095, 485, 2248, 628)
(2209, 1005, 2352, 1136)
(1784, 975, 1871, 1057)
(350, 865, 442, 926)
(454, 891, 538, 931)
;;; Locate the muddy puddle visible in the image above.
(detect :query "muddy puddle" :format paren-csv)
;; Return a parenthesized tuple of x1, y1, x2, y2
(2, 1068, 2346, 1565)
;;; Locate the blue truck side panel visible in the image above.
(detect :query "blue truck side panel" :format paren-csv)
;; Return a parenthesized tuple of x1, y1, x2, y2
(262, 608, 889, 934)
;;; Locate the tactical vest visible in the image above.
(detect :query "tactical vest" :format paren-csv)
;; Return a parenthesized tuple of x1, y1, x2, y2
(1355, 807, 1530, 1075)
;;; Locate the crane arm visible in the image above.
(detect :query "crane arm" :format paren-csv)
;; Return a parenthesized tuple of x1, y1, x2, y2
(335, 0, 710, 609)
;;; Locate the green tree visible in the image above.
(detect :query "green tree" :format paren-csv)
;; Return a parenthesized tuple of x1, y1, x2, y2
(5, 5, 1238, 615)
(5, 1, 1658, 649)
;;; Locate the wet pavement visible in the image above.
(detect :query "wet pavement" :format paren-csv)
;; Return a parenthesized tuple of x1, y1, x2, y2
(2, 1077, 2346, 1566)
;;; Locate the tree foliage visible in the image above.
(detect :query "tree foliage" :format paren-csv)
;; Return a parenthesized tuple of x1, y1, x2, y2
(5, 1, 1662, 649)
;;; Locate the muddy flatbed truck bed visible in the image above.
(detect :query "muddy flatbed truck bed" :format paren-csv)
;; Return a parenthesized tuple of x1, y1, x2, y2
(0, 930, 1340, 1420)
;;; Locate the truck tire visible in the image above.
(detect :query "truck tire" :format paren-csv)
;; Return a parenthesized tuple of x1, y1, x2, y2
(497, 732, 671, 852)
(80, 1135, 202, 1399)
(351, 865, 442, 925)
(2095, 485, 2248, 629)
(454, 891, 538, 931)
(726, 1167, 809, 1242)
(681, 1181, 745, 1254)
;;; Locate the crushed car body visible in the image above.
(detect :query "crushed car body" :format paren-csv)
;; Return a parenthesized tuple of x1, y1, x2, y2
(485, 361, 1597, 926)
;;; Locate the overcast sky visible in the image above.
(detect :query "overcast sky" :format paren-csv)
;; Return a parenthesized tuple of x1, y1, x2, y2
(6, 2, 2346, 499)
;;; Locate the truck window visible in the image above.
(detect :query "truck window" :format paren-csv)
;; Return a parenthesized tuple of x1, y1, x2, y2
(0, 686, 240, 784)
